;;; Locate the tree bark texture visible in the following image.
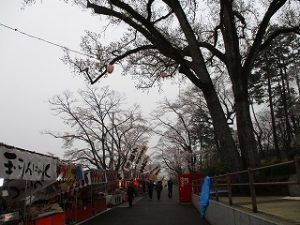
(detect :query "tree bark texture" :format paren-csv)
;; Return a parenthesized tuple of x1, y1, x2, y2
(221, 0, 259, 168)
(202, 82, 243, 171)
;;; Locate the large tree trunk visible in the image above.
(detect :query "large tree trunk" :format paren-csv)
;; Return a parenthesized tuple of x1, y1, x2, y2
(235, 96, 259, 168)
(225, 68, 259, 168)
(201, 82, 242, 171)
(231, 71, 259, 168)
(221, 0, 259, 168)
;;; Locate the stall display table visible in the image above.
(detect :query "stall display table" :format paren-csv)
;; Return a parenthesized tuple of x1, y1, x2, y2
(121, 191, 128, 202)
(78, 204, 93, 222)
(94, 198, 107, 213)
(65, 206, 92, 223)
(106, 194, 122, 206)
(34, 211, 65, 225)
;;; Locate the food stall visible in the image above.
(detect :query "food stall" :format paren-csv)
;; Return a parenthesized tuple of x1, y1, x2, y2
(60, 168, 107, 224)
(0, 143, 108, 225)
(105, 170, 123, 207)
(0, 143, 60, 225)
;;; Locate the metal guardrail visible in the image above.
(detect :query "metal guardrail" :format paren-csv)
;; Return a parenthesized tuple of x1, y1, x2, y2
(192, 156, 300, 213)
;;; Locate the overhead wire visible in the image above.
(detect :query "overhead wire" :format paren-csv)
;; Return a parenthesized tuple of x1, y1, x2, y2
(0, 22, 98, 59)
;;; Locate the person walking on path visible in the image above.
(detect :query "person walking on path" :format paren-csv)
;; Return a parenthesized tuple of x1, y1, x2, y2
(0, 193, 7, 213)
(127, 181, 136, 208)
(147, 180, 154, 200)
(156, 181, 163, 200)
(167, 178, 173, 198)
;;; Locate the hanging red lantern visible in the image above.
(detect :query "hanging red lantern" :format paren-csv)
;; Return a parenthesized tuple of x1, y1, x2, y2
(159, 71, 167, 78)
(107, 64, 114, 74)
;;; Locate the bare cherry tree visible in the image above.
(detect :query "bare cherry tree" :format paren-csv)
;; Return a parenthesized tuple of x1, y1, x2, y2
(46, 86, 150, 171)
(153, 78, 236, 173)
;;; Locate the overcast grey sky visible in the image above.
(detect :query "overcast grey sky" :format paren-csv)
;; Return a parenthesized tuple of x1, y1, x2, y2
(0, 0, 185, 158)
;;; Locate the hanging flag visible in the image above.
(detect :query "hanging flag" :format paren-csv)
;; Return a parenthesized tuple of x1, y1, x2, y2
(135, 146, 147, 166)
(124, 147, 138, 171)
(139, 155, 149, 173)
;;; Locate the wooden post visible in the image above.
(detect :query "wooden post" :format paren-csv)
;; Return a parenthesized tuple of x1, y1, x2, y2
(23, 180, 28, 225)
(91, 183, 94, 215)
(227, 174, 232, 205)
(75, 188, 78, 223)
(248, 168, 257, 213)
(295, 156, 300, 187)
(192, 180, 194, 194)
(215, 178, 219, 201)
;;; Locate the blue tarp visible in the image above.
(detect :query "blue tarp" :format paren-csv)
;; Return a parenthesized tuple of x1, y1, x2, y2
(199, 176, 211, 218)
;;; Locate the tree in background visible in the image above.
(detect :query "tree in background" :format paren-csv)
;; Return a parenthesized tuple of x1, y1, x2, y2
(153, 78, 236, 174)
(46, 86, 150, 171)
(153, 98, 197, 173)
(250, 33, 300, 160)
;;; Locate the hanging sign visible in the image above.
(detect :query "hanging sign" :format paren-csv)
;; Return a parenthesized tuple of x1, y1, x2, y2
(91, 170, 106, 184)
(0, 145, 57, 181)
(124, 147, 138, 171)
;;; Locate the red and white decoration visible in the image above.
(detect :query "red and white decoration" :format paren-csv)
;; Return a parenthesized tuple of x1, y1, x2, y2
(159, 71, 167, 78)
(106, 64, 114, 74)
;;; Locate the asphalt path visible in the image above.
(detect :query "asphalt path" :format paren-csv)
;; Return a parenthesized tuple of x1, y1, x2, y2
(82, 188, 210, 225)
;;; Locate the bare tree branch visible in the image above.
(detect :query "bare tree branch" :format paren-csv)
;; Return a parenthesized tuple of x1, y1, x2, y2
(260, 26, 300, 51)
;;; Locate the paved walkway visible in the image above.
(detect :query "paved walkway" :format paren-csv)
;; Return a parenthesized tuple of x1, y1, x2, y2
(82, 189, 210, 225)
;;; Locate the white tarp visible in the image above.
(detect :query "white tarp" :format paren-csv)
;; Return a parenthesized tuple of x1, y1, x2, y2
(0, 145, 57, 181)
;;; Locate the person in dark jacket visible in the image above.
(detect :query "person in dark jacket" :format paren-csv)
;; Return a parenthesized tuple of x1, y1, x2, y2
(0, 194, 7, 213)
(167, 178, 173, 198)
(156, 181, 163, 200)
(147, 180, 154, 200)
(127, 181, 136, 208)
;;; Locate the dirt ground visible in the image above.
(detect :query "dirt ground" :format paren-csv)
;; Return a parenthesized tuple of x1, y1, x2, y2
(217, 196, 300, 224)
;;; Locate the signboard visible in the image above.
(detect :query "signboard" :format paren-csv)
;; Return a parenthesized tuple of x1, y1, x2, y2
(83, 170, 107, 185)
(106, 170, 117, 181)
(0, 145, 57, 181)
